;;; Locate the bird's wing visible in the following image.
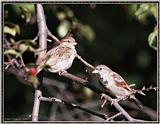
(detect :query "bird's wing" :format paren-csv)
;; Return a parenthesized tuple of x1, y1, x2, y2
(44, 45, 73, 66)
(111, 72, 132, 91)
(37, 45, 71, 73)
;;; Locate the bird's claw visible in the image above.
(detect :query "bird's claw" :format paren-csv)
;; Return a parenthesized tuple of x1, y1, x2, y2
(111, 98, 120, 106)
(100, 93, 107, 108)
(76, 55, 81, 59)
(100, 93, 106, 99)
(101, 99, 107, 108)
(100, 93, 121, 107)
(58, 70, 67, 76)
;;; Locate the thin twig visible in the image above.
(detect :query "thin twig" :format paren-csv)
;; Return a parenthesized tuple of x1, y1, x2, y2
(47, 30, 60, 43)
(112, 86, 157, 104)
(100, 94, 134, 121)
(107, 112, 122, 121)
(76, 55, 94, 69)
(32, 36, 38, 42)
(39, 96, 108, 120)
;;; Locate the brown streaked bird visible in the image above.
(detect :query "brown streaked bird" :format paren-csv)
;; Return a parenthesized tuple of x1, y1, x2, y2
(92, 64, 144, 109)
(37, 36, 77, 75)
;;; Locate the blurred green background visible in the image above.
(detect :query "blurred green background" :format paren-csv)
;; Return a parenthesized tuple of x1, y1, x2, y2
(4, 3, 157, 121)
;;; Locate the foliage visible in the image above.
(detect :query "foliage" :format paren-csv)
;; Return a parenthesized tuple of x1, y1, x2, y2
(129, 4, 157, 50)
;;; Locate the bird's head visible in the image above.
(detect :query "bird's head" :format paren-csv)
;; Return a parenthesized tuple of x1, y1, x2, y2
(61, 36, 77, 47)
(92, 65, 111, 75)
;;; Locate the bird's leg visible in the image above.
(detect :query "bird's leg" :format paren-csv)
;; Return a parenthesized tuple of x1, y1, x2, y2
(100, 93, 108, 108)
(111, 95, 129, 106)
(110, 98, 121, 106)
(58, 70, 67, 76)
(100, 94, 122, 107)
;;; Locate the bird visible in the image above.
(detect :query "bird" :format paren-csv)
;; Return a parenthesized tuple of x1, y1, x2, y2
(92, 64, 144, 109)
(37, 36, 77, 75)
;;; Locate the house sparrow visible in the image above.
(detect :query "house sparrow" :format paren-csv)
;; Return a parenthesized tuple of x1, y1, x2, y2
(37, 36, 77, 75)
(92, 64, 143, 109)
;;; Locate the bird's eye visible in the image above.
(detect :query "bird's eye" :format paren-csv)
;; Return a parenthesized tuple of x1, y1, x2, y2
(99, 68, 102, 70)
(67, 40, 70, 43)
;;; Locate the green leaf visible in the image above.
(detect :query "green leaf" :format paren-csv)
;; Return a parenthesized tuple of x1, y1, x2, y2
(4, 49, 20, 57)
(131, 4, 157, 24)
(16, 39, 37, 53)
(4, 23, 20, 36)
(137, 13, 148, 24)
(57, 20, 70, 38)
(4, 26, 17, 36)
(129, 4, 139, 14)
(57, 12, 66, 21)
(135, 4, 149, 16)
(28, 46, 36, 52)
(12, 4, 35, 16)
(14, 24, 21, 34)
(18, 43, 29, 53)
(19, 6, 32, 23)
(80, 24, 95, 42)
(83, 87, 93, 98)
(148, 28, 157, 50)
(150, 5, 157, 19)
(65, 7, 74, 18)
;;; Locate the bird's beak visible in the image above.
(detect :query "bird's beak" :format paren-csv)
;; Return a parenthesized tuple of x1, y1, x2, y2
(74, 42, 78, 45)
(92, 69, 99, 74)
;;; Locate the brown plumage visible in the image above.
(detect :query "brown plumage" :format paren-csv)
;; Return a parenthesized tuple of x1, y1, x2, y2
(37, 36, 77, 74)
(92, 64, 143, 109)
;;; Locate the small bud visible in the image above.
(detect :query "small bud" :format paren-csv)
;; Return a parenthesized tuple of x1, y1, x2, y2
(28, 67, 37, 76)
(154, 87, 157, 91)
(142, 86, 145, 90)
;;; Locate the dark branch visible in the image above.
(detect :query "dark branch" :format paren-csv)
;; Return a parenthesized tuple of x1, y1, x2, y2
(107, 112, 122, 121)
(60, 71, 146, 121)
(39, 96, 108, 120)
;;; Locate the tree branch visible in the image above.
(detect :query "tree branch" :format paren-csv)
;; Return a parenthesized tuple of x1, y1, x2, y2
(60, 71, 146, 121)
(31, 3, 62, 121)
(31, 90, 42, 121)
(76, 55, 95, 69)
(32, 4, 48, 122)
(106, 112, 122, 121)
(47, 30, 60, 43)
(36, 4, 47, 65)
(39, 96, 108, 120)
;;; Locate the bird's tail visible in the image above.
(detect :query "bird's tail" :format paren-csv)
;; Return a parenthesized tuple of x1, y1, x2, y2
(130, 96, 143, 109)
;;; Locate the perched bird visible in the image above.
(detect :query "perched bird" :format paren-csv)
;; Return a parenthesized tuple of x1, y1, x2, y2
(92, 64, 143, 109)
(37, 36, 77, 75)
